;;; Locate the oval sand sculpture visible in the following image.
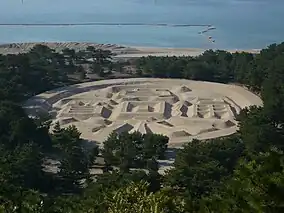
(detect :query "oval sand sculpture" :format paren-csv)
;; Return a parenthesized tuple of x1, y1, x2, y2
(24, 78, 262, 147)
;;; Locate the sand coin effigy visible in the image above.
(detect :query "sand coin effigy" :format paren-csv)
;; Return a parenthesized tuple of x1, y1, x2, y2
(24, 78, 262, 147)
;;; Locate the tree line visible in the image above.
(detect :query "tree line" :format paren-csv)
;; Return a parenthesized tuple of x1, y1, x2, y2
(0, 42, 284, 212)
(135, 45, 284, 94)
(0, 44, 114, 103)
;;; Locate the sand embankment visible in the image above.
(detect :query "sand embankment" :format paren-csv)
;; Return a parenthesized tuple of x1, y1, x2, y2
(0, 42, 260, 58)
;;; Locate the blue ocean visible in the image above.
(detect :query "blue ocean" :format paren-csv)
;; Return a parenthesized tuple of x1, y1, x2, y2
(0, 0, 283, 49)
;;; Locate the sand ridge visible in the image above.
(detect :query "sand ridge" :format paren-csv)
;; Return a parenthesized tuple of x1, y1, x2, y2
(24, 78, 262, 147)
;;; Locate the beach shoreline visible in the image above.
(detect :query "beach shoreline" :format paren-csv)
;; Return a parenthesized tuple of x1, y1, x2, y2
(0, 42, 261, 57)
(115, 45, 261, 58)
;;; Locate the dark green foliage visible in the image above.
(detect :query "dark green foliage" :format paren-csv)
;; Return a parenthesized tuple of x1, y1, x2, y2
(1, 42, 284, 212)
(143, 133, 168, 160)
(135, 42, 284, 92)
(50, 123, 96, 192)
(261, 55, 284, 124)
(59, 145, 90, 192)
(62, 48, 77, 69)
(237, 106, 284, 154)
(0, 143, 43, 190)
(84, 46, 113, 76)
(0, 44, 116, 103)
(0, 101, 51, 150)
(135, 49, 255, 84)
(52, 123, 82, 152)
(201, 148, 284, 213)
(0, 189, 44, 213)
(164, 136, 244, 211)
(102, 131, 168, 172)
(77, 65, 86, 80)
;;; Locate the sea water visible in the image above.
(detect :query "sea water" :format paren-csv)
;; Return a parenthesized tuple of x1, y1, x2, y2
(0, 0, 283, 49)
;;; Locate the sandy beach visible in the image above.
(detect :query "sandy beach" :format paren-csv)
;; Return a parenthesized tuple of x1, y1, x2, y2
(117, 46, 261, 58)
(0, 42, 261, 58)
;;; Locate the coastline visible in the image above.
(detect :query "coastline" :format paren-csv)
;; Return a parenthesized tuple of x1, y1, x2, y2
(115, 46, 261, 58)
(0, 42, 261, 57)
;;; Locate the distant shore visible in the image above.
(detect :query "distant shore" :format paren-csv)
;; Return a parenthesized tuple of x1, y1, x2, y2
(0, 42, 261, 58)
(116, 46, 261, 58)
(0, 23, 212, 27)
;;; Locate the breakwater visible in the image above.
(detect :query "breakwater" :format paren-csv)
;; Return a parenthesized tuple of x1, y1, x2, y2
(0, 22, 212, 28)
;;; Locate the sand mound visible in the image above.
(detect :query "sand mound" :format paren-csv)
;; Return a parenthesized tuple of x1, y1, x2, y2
(101, 106, 112, 118)
(72, 114, 94, 120)
(157, 121, 174, 127)
(224, 120, 235, 127)
(174, 85, 192, 93)
(92, 125, 106, 133)
(84, 117, 112, 125)
(53, 98, 73, 108)
(213, 120, 236, 129)
(171, 130, 191, 137)
(198, 127, 219, 135)
(113, 123, 134, 134)
(130, 121, 153, 134)
(57, 117, 78, 126)
(146, 117, 158, 122)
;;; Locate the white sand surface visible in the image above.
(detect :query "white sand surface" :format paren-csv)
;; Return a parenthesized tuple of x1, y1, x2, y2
(24, 78, 262, 147)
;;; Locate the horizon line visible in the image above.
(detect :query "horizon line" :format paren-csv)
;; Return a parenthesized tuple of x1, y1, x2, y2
(0, 22, 212, 27)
